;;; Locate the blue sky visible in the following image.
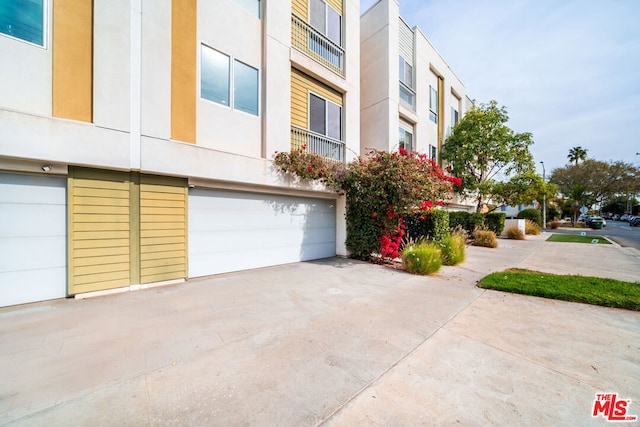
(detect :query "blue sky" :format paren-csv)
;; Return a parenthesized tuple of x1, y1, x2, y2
(360, 0, 640, 174)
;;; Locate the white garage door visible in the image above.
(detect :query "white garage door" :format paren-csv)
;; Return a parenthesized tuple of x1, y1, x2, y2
(0, 173, 67, 307)
(189, 189, 336, 277)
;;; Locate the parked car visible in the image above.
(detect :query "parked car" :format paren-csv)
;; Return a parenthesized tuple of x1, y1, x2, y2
(620, 214, 629, 221)
(612, 214, 620, 221)
(589, 216, 605, 229)
(631, 217, 640, 227)
(584, 215, 596, 226)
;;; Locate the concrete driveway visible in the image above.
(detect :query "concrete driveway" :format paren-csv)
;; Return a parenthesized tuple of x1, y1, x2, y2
(1, 234, 639, 426)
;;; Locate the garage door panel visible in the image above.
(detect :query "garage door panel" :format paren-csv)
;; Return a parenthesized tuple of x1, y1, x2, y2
(189, 189, 336, 278)
(0, 236, 67, 271)
(0, 173, 67, 307)
(0, 268, 67, 307)
(0, 174, 66, 204)
(0, 204, 66, 237)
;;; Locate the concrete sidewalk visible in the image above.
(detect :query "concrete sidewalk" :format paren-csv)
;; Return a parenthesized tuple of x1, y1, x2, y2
(1, 232, 639, 426)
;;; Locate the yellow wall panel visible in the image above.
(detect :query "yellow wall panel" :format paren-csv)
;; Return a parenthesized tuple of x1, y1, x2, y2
(69, 170, 188, 291)
(52, 0, 93, 122)
(74, 254, 130, 267)
(141, 250, 186, 261)
(292, 0, 307, 18)
(74, 271, 130, 287)
(68, 168, 132, 295)
(327, 0, 343, 15)
(291, 68, 343, 129)
(139, 176, 188, 284)
(171, 0, 197, 144)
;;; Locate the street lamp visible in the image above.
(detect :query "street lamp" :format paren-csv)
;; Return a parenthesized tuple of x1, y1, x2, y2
(540, 161, 546, 229)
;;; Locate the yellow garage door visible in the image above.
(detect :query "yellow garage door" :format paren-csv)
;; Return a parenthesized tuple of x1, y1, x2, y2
(68, 168, 187, 295)
(68, 168, 132, 295)
(140, 175, 188, 284)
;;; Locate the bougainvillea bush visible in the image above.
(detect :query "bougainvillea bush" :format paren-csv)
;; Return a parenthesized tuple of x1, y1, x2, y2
(274, 147, 462, 262)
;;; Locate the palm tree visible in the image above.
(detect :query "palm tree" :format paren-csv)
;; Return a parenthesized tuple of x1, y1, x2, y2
(567, 146, 588, 165)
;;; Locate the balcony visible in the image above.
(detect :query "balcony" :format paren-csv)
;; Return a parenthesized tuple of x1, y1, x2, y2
(291, 14, 344, 76)
(399, 81, 415, 110)
(291, 125, 345, 162)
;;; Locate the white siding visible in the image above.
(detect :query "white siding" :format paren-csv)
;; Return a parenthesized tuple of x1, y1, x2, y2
(398, 18, 413, 65)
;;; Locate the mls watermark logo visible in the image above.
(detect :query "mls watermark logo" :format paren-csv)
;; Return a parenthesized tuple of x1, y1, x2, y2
(592, 393, 638, 422)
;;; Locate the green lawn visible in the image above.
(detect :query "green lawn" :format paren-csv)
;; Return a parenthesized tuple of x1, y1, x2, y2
(546, 234, 611, 244)
(478, 268, 640, 311)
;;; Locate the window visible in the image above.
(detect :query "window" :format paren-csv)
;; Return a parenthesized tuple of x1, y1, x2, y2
(232, 0, 261, 18)
(451, 106, 459, 127)
(399, 56, 415, 108)
(201, 45, 259, 116)
(399, 56, 413, 87)
(310, 0, 341, 46)
(398, 126, 414, 152)
(234, 60, 259, 115)
(201, 47, 230, 107)
(429, 85, 438, 123)
(429, 144, 437, 162)
(0, 0, 45, 46)
(310, 93, 341, 140)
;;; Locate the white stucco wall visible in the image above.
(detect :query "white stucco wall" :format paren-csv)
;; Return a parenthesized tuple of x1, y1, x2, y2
(196, 0, 262, 157)
(0, 1, 52, 117)
(93, 0, 131, 133)
(140, 0, 171, 140)
(359, 0, 399, 153)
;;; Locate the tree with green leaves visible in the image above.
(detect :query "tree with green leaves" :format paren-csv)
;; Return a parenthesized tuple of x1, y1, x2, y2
(550, 159, 640, 209)
(441, 100, 535, 212)
(567, 146, 588, 165)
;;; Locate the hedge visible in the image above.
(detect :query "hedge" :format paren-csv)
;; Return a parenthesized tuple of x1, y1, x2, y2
(485, 212, 506, 235)
(405, 209, 450, 243)
(517, 208, 542, 226)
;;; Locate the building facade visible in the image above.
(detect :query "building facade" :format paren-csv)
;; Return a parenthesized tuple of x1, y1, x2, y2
(360, 0, 473, 210)
(0, 0, 360, 307)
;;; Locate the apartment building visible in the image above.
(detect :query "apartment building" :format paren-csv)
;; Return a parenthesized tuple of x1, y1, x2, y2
(0, 0, 360, 307)
(360, 0, 473, 210)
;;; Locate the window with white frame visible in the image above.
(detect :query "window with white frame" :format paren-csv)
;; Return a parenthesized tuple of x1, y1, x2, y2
(451, 106, 459, 127)
(310, 0, 341, 46)
(231, 0, 261, 18)
(399, 56, 413, 88)
(0, 0, 45, 46)
(429, 85, 438, 123)
(398, 123, 414, 152)
(201, 45, 259, 116)
(399, 56, 415, 108)
(309, 93, 341, 140)
(429, 144, 437, 162)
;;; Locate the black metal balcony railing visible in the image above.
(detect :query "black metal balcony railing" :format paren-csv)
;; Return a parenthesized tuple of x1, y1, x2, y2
(291, 13, 344, 76)
(291, 125, 345, 162)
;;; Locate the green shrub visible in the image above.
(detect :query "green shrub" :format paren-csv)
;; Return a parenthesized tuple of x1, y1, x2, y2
(405, 209, 450, 244)
(525, 219, 541, 235)
(547, 207, 561, 221)
(438, 233, 466, 266)
(473, 230, 498, 248)
(517, 208, 542, 226)
(468, 212, 485, 232)
(484, 212, 506, 235)
(448, 211, 470, 232)
(505, 225, 525, 240)
(402, 242, 442, 275)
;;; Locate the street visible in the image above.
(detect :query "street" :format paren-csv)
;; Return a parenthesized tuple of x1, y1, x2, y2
(551, 220, 640, 250)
